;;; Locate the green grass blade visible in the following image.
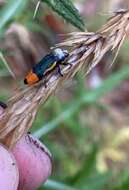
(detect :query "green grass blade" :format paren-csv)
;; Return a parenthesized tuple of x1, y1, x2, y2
(34, 99, 81, 138)
(43, 179, 78, 190)
(41, 0, 85, 31)
(0, 52, 15, 78)
(0, 0, 28, 30)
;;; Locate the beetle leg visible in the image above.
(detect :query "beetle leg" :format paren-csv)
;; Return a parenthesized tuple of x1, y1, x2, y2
(61, 62, 72, 69)
(43, 76, 47, 88)
(57, 65, 63, 77)
(68, 63, 72, 69)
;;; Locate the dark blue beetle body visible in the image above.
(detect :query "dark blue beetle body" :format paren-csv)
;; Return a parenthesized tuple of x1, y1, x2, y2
(24, 48, 69, 85)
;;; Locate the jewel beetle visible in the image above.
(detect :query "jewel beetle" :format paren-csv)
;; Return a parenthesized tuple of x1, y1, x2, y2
(24, 48, 69, 85)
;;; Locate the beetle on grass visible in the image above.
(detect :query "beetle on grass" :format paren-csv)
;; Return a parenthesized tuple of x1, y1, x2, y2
(24, 48, 69, 85)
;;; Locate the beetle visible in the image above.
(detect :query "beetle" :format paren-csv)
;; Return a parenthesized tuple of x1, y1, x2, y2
(24, 48, 69, 85)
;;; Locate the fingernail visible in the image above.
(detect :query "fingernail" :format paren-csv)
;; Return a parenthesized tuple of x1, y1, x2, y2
(27, 133, 52, 161)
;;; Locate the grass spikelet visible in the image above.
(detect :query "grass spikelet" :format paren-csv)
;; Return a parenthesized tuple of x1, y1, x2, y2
(1, 9, 129, 148)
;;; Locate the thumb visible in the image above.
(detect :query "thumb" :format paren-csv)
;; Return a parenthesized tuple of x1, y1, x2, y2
(0, 144, 19, 190)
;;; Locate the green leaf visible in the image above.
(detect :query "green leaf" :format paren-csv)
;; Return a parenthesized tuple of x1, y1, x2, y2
(41, 0, 85, 31)
(0, 0, 28, 30)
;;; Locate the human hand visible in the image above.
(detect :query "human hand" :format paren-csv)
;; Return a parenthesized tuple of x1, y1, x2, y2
(0, 104, 52, 190)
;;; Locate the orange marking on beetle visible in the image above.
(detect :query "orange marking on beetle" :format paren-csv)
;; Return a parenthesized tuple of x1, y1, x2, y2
(24, 70, 39, 85)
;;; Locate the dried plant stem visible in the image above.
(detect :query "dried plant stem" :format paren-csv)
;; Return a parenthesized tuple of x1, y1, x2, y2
(1, 9, 129, 148)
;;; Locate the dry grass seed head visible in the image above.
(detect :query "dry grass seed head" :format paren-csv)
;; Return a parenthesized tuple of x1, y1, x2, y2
(1, 9, 129, 148)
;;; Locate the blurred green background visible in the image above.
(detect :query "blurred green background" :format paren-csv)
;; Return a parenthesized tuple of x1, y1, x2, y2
(1, 0, 129, 189)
